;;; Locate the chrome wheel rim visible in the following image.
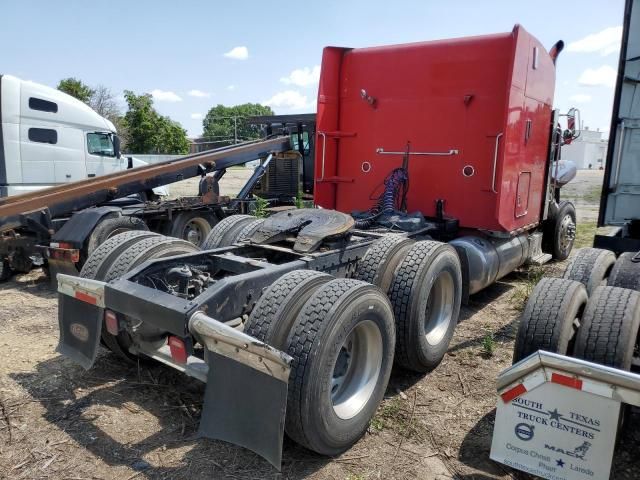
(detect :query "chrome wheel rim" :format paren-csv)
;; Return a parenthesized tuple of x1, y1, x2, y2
(558, 214, 576, 256)
(331, 320, 383, 420)
(424, 270, 455, 346)
(183, 218, 211, 245)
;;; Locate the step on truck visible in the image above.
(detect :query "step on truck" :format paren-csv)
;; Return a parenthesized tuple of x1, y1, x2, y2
(495, 2, 640, 478)
(56, 25, 581, 468)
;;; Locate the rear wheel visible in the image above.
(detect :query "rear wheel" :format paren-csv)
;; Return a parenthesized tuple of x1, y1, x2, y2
(573, 286, 640, 370)
(543, 201, 576, 261)
(355, 234, 414, 293)
(101, 236, 200, 362)
(244, 270, 332, 348)
(201, 215, 254, 250)
(608, 252, 640, 291)
(234, 218, 265, 243)
(513, 278, 587, 363)
(563, 247, 616, 295)
(166, 210, 218, 246)
(86, 216, 149, 256)
(80, 231, 160, 280)
(389, 240, 462, 372)
(285, 279, 395, 455)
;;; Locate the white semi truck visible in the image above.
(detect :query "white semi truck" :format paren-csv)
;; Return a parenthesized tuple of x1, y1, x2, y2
(0, 74, 135, 197)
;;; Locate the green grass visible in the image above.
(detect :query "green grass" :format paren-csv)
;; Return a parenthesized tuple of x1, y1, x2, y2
(574, 221, 597, 249)
(510, 266, 546, 311)
(369, 396, 425, 440)
(481, 333, 496, 357)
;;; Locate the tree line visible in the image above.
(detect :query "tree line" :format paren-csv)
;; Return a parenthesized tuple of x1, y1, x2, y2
(57, 78, 274, 155)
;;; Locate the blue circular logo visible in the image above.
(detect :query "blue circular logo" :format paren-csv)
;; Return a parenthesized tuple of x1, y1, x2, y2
(515, 423, 534, 441)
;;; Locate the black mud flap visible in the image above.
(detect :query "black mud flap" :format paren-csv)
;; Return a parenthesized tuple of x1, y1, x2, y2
(57, 294, 103, 369)
(199, 350, 288, 470)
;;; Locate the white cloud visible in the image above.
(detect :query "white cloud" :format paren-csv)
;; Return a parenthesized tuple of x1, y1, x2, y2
(227, 85, 236, 91)
(568, 94, 592, 103)
(190, 113, 204, 120)
(262, 90, 313, 110)
(224, 46, 249, 60)
(280, 65, 321, 87)
(567, 26, 622, 56)
(188, 89, 211, 98)
(578, 65, 617, 87)
(151, 89, 182, 102)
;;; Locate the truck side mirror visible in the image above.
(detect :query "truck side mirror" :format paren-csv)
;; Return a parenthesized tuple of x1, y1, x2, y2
(562, 108, 580, 144)
(113, 135, 121, 159)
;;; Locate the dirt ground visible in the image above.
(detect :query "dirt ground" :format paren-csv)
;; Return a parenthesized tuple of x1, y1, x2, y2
(0, 170, 638, 480)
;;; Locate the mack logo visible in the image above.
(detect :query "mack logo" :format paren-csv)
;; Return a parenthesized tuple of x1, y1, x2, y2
(544, 441, 592, 460)
(70, 323, 89, 342)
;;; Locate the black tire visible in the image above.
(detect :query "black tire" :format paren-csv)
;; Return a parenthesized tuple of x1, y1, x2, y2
(389, 240, 462, 372)
(104, 237, 199, 282)
(86, 216, 149, 256)
(234, 218, 265, 243)
(201, 215, 254, 250)
(563, 248, 616, 295)
(80, 231, 160, 280)
(100, 237, 200, 362)
(543, 201, 576, 261)
(608, 252, 640, 291)
(285, 279, 395, 455)
(244, 270, 332, 348)
(0, 258, 12, 282)
(573, 286, 640, 370)
(166, 210, 218, 246)
(354, 235, 415, 293)
(513, 278, 588, 363)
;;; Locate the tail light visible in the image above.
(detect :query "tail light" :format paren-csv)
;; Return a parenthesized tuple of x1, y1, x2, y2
(104, 310, 119, 336)
(168, 336, 188, 364)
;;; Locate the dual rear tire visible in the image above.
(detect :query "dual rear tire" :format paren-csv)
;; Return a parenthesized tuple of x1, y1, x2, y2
(80, 231, 200, 362)
(514, 277, 640, 371)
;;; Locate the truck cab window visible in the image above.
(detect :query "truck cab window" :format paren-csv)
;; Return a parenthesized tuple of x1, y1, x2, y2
(29, 97, 58, 113)
(87, 133, 115, 157)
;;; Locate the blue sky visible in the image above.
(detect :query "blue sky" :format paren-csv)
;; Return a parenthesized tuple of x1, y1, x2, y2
(1, 1, 624, 137)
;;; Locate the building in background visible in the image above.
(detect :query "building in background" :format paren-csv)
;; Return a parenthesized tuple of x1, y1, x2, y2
(561, 126, 608, 170)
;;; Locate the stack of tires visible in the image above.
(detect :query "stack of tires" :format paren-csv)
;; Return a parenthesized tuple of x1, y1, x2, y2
(239, 234, 463, 455)
(514, 247, 640, 372)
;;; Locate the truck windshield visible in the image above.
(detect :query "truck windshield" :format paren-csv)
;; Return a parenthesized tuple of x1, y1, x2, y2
(87, 132, 115, 156)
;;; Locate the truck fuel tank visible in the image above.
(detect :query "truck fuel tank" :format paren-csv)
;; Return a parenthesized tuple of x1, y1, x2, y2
(451, 234, 531, 295)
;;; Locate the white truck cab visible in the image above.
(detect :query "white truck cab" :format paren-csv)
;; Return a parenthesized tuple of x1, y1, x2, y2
(0, 74, 128, 197)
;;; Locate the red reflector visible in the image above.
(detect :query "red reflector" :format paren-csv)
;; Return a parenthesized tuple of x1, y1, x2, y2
(551, 373, 583, 390)
(58, 242, 73, 249)
(75, 291, 97, 305)
(501, 383, 527, 403)
(104, 310, 119, 336)
(168, 336, 188, 364)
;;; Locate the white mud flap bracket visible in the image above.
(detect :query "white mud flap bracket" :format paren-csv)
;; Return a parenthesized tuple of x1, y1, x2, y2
(189, 312, 292, 470)
(490, 351, 640, 480)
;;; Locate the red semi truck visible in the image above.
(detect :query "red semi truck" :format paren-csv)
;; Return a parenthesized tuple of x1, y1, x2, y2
(54, 25, 579, 469)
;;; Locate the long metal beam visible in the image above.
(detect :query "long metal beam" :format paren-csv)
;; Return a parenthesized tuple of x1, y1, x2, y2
(0, 137, 290, 222)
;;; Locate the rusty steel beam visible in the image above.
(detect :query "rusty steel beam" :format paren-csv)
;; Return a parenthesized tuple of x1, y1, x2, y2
(0, 137, 290, 221)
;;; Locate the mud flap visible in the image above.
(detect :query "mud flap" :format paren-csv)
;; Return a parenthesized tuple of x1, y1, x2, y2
(57, 294, 103, 369)
(199, 351, 288, 469)
(189, 312, 292, 470)
(56, 274, 107, 369)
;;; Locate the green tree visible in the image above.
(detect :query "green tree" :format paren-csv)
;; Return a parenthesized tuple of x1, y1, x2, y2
(202, 103, 274, 143)
(57, 77, 95, 103)
(122, 91, 189, 154)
